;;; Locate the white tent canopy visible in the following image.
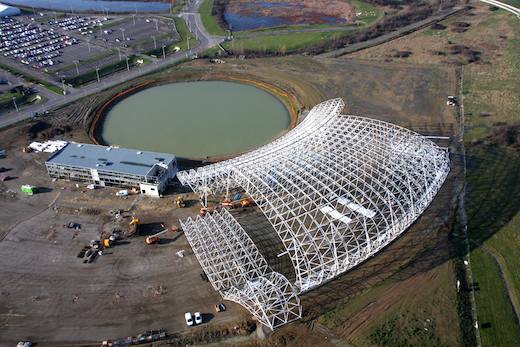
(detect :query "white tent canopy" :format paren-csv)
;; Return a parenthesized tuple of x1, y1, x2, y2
(178, 98, 450, 328)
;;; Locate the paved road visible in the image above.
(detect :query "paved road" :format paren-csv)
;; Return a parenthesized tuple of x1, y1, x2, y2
(480, 0, 520, 16)
(0, 0, 224, 129)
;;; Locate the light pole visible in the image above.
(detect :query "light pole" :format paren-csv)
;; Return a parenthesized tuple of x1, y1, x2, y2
(125, 56, 130, 71)
(73, 60, 79, 76)
(87, 38, 91, 53)
(132, 14, 136, 26)
(116, 47, 121, 61)
(12, 96, 18, 112)
(61, 77, 66, 98)
(155, 19, 159, 32)
(95, 67, 100, 83)
(120, 28, 125, 41)
(152, 35, 157, 49)
(162, 45, 166, 59)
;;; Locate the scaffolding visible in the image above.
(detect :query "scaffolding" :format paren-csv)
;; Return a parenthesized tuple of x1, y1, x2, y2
(178, 98, 450, 328)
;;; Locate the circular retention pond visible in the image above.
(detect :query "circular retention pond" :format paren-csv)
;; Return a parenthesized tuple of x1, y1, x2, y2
(101, 81, 291, 160)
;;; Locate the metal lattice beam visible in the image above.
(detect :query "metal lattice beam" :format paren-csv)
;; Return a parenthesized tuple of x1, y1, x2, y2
(178, 98, 450, 327)
(180, 209, 302, 329)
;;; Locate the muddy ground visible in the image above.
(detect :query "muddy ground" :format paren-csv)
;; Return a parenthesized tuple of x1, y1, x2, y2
(0, 55, 460, 345)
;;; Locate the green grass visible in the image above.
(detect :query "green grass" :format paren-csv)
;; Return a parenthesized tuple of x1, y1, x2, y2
(0, 91, 24, 111)
(200, 0, 227, 36)
(464, 145, 520, 346)
(463, 12, 520, 142)
(471, 248, 520, 346)
(350, 0, 384, 27)
(223, 30, 351, 55)
(0, 62, 64, 95)
(64, 55, 141, 87)
(170, 0, 187, 14)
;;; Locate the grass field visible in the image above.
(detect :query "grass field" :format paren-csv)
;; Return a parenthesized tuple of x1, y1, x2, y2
(223, 31, 351, 55)
(0, 91, 24, 111)
(64, 55, 142, 87)
(200, 0, 227, 36)
(464, 146, 520, 346)
(464, 12, 520, 142)
(350, 0, 384, 26)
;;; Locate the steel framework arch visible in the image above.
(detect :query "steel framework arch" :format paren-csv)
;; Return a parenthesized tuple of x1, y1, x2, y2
(178, 98, 450, 327)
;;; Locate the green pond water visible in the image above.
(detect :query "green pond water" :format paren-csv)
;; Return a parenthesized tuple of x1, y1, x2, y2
(101, 81, 290, 159)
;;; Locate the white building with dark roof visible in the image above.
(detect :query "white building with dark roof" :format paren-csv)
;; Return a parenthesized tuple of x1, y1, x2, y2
(45, 143, 177, 197)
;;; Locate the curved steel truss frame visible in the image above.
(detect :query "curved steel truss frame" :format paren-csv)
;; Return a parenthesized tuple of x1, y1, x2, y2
(178, 98, 450, 327)
(180, 209, 302, 329)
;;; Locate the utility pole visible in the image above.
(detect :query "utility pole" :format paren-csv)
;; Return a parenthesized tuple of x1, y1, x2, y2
(125, 56, 130, 71)
(117, 47, 121, 61)
(12, 96, 18, 112)
(132, 14, 136, 26)
(152, 35, 157, 49)
(95, 67, 100, 83)
(87, 39, 91, 53)
(120, 28, 125, 41)
(162, 45, 166, 59)
(155, 19, 159, 32)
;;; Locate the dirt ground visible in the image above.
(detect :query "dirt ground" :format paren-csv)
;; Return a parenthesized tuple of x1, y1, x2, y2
(0, 142, 249, 345)
(0, 53, 461, 345)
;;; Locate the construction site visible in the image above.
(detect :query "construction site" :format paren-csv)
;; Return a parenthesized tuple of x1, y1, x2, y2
(0, 47, 463, 345)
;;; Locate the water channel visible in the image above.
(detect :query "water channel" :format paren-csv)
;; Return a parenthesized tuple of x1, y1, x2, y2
(100, 81, 291, 159)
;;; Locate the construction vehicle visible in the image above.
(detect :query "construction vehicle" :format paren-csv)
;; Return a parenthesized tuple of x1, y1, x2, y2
(128, 217, 140, 236)
(176, 196, 186, 208)
(241, 198, 253, 208)
(103, 239, 111, 248)
(145, 226, 178, 245)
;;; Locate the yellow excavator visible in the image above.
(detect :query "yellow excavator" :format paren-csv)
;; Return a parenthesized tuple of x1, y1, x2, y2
(176, 196, 186, 208)
(128, 216, 140, 236)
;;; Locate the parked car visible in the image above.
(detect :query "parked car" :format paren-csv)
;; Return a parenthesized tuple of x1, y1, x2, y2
(116, 190, 128, 197)
(194, 311, 202, 324)
(215, 303, 226, 312)
(185, 312, 193, 326)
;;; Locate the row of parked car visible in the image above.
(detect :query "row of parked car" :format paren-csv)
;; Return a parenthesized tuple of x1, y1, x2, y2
(0, 18, 78, 69)
(48, 15, 108, 32)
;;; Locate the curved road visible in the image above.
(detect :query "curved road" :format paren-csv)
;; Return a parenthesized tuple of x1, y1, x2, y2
(0, 0, 224, 129)
(480, 0, 520, 16)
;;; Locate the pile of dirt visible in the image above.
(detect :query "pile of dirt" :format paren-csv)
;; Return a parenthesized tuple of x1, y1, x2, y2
(450, 21, 471, 33)
(25, 120, 72, 141)
(446, 44, 481, 63)
(157, 320, 256, 346)
(475, 126, 520, 151)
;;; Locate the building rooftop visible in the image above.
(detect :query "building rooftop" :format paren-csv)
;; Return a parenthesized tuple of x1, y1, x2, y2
(46, 143, 176, 177)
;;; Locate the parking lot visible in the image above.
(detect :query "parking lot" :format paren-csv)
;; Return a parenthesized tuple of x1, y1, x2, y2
(0, 17, 79, 70)
(0, 12, 181, 83)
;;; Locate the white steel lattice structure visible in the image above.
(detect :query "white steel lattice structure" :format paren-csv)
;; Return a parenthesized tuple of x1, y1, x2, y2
(180, 209, 302, 329)
(178, 98, 450, 328)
